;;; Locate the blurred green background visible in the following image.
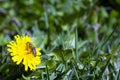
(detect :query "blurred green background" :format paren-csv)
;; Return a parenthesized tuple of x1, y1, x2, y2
(0, 0, 120, 80)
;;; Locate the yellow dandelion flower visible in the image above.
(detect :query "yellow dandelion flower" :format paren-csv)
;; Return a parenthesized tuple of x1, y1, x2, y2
(7, 35, 41, 71)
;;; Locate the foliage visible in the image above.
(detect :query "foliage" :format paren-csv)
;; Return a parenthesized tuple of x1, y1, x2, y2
(0, 0, 120, 80)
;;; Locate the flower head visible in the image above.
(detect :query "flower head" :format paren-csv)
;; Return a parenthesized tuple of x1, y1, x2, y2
(7, 35, 41, 71)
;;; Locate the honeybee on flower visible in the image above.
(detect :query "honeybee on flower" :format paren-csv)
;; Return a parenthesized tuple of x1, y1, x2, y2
(7, 35, 41, 71)
(26, 42, 37, 57)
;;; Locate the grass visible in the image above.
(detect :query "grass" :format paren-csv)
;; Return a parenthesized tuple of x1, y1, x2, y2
(0, 0, 120, 80)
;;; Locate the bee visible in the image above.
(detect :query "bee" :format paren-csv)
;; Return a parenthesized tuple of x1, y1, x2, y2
(26, 42, 36, 57)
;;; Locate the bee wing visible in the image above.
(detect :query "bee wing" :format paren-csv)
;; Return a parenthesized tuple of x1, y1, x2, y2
(32, 48, 36, 56)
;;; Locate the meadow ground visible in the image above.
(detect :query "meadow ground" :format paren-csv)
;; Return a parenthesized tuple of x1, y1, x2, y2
(0, 0, 120, 80)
